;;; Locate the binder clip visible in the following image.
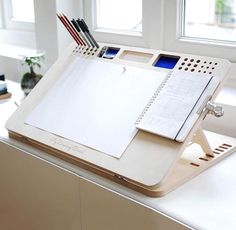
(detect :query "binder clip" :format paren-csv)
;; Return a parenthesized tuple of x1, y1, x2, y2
(206, 101, 224, 117)
(198, 96, 224, 118)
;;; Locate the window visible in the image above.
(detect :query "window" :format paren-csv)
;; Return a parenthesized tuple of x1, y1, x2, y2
(184, 0, 236, 43)
(11, 0, 35, 23)
(3, 0, 35, 30)
(95, 0, 142, 32)
(0, 0, 35, 47)
(161, 0, 236, 63)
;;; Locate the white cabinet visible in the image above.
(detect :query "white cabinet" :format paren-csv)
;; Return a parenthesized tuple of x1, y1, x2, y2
(79, 178, 187, 230)
(0, 141, 81, 230)
(0, 140, 189, 230)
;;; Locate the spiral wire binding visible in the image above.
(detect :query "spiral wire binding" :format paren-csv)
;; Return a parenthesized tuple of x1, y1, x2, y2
(135, 71, 173, 125)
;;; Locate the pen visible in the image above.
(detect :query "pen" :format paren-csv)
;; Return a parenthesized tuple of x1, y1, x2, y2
(57, 13, 84, 46)
(71, 19, 91, 48)
(80, 19, 99, 48)
(77, 19, 96, 48)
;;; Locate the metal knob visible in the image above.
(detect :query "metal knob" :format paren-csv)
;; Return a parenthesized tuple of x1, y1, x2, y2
(206, 101, 224, 117)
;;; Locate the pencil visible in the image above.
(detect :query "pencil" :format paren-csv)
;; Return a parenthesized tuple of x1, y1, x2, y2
(57, 13, 84, 46)
(62, 13, 86, 46)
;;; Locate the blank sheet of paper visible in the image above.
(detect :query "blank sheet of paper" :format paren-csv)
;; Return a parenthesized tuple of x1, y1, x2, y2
(25, 56, 166, 158)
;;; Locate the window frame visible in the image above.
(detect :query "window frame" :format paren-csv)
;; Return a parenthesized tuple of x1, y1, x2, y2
(2, 0, 35, 31)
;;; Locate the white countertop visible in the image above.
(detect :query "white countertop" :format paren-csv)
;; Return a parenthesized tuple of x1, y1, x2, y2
(1, 81, 236, 230)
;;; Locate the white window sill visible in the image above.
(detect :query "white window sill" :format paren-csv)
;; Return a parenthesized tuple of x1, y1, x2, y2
(0, 43, 37, 59)
(216, 86, 236, 107)
(0, 29, 35, 49)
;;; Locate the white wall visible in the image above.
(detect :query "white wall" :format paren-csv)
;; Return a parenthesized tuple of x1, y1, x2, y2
(0, 56, 19, 82)
(34, 0, 79, 64)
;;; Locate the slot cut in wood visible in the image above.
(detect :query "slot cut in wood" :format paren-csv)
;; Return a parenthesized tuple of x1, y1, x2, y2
(190, 162, 200, 167)
(219, 146, 227, 150)
(215, 148, 224, 152)
(213, 151, 221, 154)
(199, 157, 209, 161)
(119, 50, 153, 63)
(153, 54, 180, 69)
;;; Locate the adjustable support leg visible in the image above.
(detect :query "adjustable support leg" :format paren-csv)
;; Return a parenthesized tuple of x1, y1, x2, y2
(192, 128, 214, 157)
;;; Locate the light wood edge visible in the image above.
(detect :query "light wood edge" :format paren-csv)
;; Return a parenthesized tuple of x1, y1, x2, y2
(0, 92, 11, 100)
(8, 130, 236, 197)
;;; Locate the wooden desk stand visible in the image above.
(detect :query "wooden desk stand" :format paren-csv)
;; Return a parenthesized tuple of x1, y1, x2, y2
(5, 42, 236, 197)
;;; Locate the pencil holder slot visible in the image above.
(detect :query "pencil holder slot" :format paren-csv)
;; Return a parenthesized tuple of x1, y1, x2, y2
(119, 50, 153, 63)
(98, 46, 120, 59)
(153, 55, 180, 69)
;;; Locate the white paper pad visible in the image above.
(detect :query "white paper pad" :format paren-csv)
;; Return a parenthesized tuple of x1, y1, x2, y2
(25, 56, 166, 158)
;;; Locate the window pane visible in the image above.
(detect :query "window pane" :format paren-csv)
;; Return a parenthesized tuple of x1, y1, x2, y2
(11, 0, 35, 22)
(184, 0, 236, 42)
(96, 0, 142, 32)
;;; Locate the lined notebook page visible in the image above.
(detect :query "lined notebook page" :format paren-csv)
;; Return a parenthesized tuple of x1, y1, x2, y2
(136, 71, 219, 141)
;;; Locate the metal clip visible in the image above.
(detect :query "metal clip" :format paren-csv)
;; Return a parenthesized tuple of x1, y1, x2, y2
(205, 101, 224, 117)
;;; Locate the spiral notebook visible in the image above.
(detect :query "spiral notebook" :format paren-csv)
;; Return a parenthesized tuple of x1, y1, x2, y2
(136, 71, 220, 142)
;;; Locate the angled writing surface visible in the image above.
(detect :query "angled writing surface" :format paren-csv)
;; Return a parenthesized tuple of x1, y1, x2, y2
(25, 56, 166, 158)
(136, 71, 220, 141)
